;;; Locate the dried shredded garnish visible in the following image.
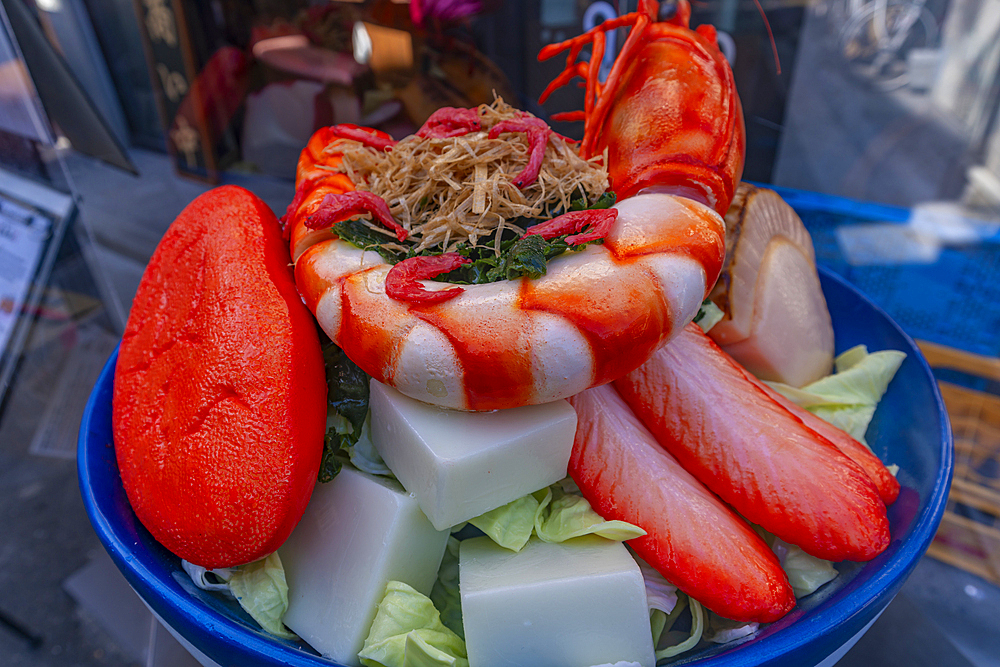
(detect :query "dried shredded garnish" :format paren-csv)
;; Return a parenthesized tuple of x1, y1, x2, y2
(327, 98, 609, 255)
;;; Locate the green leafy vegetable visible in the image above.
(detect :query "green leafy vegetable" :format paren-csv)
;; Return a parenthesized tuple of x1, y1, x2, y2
(320, 341, 372, 482)
(772, 537, 838, 598)
(766, 345, 906, 444)
(429, 538, 464, 639)
(359, 581, 469, 667)
(693, 299, 725, 333)
(332, 219, 403, 264)
(534, 486, 646, 543)
(468, 495, 539, 552)
(467, 481, 645, 552)
(654, 593, 705, 660)
(333, 192, 617, 287)
(228, 553, 297, 640)
(489, 234, 550, 281)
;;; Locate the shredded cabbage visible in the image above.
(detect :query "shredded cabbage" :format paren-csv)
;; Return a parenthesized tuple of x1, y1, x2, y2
(705, 612, 758, 644)
(771, 537, 839, 598)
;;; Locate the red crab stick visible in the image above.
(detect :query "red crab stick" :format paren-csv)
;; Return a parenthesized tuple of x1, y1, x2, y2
(568, 385, 795, 623)
(748, 374, 901, 505)
(615, 324, 890, 563)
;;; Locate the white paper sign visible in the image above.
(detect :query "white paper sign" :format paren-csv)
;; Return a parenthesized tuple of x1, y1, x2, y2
(0, 202, 50, 359)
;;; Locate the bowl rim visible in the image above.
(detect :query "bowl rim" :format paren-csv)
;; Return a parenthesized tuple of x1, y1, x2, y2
(78, 265, 954, 667)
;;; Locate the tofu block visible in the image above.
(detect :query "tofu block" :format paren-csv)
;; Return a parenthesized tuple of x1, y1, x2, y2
(460, 536, 655, 667)
(369, 380, 578, 530)
(279, 467, 449, 666)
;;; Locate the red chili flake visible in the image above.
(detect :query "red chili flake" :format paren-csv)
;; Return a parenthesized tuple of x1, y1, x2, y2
(385, 253, 472, 305)
(330, 125, 397, 151)
(522, 208, 618, 245)
(488, 117, 552, 188)
(416, 107, 482, 139)
(305, 191, 409, 242)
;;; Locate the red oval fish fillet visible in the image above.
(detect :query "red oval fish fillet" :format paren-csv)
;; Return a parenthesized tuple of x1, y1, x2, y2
(615, 324, 890, 562)
(569, 384, 795, 623)
(113, 186, 327, 568)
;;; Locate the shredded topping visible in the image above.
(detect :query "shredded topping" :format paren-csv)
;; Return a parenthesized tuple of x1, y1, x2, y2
(328, 98, 609, 255)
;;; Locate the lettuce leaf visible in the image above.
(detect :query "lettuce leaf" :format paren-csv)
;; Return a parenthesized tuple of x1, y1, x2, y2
(766, 345, 905, 444)
(467, 483, 645, 552)
(771, 537, 838, 598)
(227, 553, 297, 640)
(360, 581, 469, 667)
(534, 486, 646, 544)
(468, 494, 539, 552)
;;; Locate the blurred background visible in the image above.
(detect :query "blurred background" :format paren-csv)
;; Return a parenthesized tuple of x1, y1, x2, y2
(1, 0, 999, 665)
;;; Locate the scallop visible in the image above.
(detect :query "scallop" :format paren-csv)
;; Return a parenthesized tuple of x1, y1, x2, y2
(708, 184, 834, 387)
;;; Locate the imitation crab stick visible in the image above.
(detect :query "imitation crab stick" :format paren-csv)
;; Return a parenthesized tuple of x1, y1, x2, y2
(568, 384, 795, 623)
(748, 373, 900, 505)
(615, 324, 890, 563)
(113, 186, 327, 569)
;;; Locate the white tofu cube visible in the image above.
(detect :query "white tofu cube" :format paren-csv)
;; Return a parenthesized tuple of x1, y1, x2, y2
(459, 535, 655, 667)
(368, 380, 578, 530)
(279, 467, 449, 666)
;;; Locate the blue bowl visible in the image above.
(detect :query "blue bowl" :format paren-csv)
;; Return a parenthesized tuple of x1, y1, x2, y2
(78, 267, 953, 667)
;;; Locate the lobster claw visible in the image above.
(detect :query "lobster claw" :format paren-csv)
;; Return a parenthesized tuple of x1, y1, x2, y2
(539, 0, 745, 217)
(594, 18, 744, 217)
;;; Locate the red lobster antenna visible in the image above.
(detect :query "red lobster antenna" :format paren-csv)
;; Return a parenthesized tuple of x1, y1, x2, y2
(539, 0, 693, 158)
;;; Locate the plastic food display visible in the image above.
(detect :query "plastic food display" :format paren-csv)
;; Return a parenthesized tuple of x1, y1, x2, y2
(78, 266, 953, 667)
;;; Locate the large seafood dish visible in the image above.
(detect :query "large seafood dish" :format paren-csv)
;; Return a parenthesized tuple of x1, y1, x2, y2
(93, 2, 952, 667)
